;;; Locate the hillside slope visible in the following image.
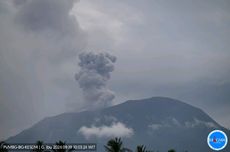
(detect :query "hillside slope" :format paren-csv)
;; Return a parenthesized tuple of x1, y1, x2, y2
(7, 97, 230, 152)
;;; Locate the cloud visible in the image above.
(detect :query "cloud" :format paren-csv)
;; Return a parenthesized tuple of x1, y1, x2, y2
(78, 122, 134, 139)
(0, 0, 86, 140)
(148, 118, 181, 130)
(72, 0, 230, 129)
(15, 0, 74, 31)
(1, 0, 230, 140)
(148, 117, 217, 131)
(75, 52, 116, 109)
(148, 124, 163, 130)
(185, 118, 218, 128)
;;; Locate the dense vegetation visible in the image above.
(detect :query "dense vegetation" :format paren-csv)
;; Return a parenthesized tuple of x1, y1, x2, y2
(0, 139, 182, 152)
(104, 137, 178, 152)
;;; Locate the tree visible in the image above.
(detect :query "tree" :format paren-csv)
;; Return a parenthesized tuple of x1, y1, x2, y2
(168, 149, 176, 152)
(136, 145, 153, 152)
(0, 141, 8, 152)
(105, 138, 123, 152)
(32, 141, 44, 152)
(136, 145, 147, 152)
(53, 141, 67, 152)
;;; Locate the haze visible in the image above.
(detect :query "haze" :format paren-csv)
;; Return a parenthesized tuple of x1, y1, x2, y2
(0, 0, 229, 140)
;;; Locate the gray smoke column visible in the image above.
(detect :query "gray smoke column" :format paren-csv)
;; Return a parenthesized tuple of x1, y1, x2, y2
(75, 52, 116, 109)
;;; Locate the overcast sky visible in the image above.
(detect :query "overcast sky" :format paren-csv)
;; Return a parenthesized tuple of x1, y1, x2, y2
(0, 0, 230, 140)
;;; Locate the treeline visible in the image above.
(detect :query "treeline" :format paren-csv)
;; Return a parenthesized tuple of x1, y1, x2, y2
(104, 137, 178, 152)
(1, 138, 185, 152)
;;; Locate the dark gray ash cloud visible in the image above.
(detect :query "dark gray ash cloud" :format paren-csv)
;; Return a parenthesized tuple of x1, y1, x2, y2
(0, 0, 86, 140)
(73, 0, 230, 128)
(15, 0, 77, 34)
(75, 52, 116, 109)
(1, 0, 230, 141)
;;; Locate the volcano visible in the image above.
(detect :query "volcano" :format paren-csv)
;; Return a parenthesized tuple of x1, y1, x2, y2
(7, 97, 230, 152)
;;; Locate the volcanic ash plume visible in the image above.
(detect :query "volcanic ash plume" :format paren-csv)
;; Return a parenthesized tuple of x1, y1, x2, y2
(75, 52, 116, 109)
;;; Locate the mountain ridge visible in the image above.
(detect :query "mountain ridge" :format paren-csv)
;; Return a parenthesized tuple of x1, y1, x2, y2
(6, 97, 230, 152)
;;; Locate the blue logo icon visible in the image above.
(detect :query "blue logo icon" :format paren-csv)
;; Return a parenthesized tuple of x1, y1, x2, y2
(207, 130, 228, 151)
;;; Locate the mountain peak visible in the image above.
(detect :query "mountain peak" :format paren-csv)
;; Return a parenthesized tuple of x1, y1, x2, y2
(123, 96, 187, 105)
(6, 96, 230, 152)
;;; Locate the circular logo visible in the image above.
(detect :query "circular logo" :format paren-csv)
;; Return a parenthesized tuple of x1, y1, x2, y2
(207, 130, 228, 151)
